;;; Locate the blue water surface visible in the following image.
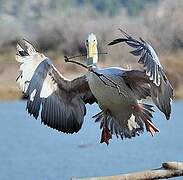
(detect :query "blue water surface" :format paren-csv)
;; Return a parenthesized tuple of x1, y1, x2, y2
(0, 101, 182, 180)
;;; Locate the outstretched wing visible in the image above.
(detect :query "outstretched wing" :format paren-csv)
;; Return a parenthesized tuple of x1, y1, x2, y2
(16, 39, 97, 134)
(108, 29, 164, 87)
(123, 70, 173, 120)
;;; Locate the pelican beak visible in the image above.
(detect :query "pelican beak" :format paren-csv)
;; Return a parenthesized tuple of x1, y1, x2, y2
(88, 41, 97, 59)
(86, 33, 98, 66)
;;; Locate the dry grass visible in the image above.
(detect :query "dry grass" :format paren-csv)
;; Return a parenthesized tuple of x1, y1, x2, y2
(0, 0, 183, 100)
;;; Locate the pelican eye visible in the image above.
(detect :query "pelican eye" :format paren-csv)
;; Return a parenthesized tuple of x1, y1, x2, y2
(86, 40, 89, 46)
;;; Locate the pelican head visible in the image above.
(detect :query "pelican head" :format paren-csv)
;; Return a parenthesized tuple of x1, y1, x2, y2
(85, 33, 98, 66)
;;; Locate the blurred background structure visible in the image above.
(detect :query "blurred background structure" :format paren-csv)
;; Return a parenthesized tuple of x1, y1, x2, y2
(0, 0, 183, 99)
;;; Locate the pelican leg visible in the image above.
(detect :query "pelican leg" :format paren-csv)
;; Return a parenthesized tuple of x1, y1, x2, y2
(100, 110, 112, 145)
(143, 119, 160, 136)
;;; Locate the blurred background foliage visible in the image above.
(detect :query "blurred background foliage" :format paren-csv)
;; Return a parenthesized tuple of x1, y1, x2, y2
(0, 0, 157, 17)
(0, 0, 183, 99)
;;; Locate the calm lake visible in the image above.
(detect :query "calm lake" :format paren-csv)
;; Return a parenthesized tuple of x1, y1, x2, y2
(0, 101, 182, 180)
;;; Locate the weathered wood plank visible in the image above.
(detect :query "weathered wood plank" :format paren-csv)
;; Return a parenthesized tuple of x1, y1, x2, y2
(71, 162, 183, 180)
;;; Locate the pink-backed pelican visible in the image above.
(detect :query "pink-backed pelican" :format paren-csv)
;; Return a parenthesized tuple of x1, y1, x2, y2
(15, 30, 173, 145)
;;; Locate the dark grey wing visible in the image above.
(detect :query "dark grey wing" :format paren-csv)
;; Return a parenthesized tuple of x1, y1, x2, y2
(122, 70, 151, 100)
(16, 40, 96, 134)
(108, 29, 164, 87)
(123, 70, 173, 120)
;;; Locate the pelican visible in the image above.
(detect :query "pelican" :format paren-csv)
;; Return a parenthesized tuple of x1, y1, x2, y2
(15, 30, 173, 145)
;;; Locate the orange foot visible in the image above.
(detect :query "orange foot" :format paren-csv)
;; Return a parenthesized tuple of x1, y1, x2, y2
(100, 127, 112, 145)
(144, 119, 160, 136)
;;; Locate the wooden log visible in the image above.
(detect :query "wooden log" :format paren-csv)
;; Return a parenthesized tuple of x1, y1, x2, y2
(162, 162, 183, 170)
(71, 162, 183, 180)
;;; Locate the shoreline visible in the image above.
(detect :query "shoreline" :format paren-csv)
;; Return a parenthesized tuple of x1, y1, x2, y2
(0, 89, 22, 101)
(1, 51, 183, 101)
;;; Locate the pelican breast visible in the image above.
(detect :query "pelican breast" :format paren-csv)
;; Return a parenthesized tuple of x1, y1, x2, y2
(87, 68, 136, 109)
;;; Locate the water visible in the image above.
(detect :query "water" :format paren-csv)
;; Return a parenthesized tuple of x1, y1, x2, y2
(0, 101, 183, 180)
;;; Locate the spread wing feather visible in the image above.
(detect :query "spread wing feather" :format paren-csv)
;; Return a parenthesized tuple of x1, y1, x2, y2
(108, 29, 164, 86)
(108, 29, 173, 119)
(123, 70, 173, 120)
(16, 39, 96, 134)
